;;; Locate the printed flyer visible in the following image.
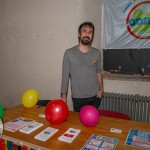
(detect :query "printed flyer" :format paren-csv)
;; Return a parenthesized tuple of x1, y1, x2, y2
(4, 117, 35, 132)
(125, 129, 150, 149)
(81, 134, 118, 150)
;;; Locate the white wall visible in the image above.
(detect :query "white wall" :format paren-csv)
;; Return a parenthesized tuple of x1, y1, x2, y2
(104, 79, 150, 97)
(0, 0, 149, 110)
(0, 0, 102, 109)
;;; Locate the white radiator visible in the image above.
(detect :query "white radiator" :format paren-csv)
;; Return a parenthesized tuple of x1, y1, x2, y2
(99, 92, 150, 123)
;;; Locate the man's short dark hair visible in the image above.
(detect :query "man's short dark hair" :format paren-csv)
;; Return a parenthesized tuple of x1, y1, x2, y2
(78, 21, 95, 34)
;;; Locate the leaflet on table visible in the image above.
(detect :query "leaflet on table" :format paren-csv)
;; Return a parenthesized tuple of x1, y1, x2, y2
(58, 128, 81, 143)
(4, 117, 35, 132)
(81, 134, 118, 150)
(125, 129, 150, 149)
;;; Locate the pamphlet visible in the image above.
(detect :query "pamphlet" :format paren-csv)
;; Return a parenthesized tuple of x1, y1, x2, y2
(125, 129, 150, 149)
(81, 134, 118, 150)
(34, 127, 58, 141)
(58, 128, 81, 143)
(19, 121, 43, 134)
(4, 117, 35, 132)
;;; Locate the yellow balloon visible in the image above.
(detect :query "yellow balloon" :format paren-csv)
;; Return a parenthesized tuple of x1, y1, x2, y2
(22, 89, 39, 108)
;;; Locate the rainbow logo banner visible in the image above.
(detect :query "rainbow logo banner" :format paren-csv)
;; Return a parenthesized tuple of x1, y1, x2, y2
(102, 0, 150, 49)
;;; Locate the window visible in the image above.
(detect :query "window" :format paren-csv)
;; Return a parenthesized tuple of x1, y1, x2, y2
(103, 49, 150, 76)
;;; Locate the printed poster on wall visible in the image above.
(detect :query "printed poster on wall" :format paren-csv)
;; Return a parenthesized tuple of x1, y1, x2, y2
(102, 0, 150, 49)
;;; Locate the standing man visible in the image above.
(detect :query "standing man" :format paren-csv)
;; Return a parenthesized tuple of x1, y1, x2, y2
(61, 21, 104, 112)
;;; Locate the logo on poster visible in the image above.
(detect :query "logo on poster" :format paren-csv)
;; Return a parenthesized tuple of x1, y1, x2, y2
(126, 1, 150, 39)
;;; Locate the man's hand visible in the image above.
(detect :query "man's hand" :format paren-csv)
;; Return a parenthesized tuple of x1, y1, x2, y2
(61, 93, 67, 103)
(97, 89, 104, 99)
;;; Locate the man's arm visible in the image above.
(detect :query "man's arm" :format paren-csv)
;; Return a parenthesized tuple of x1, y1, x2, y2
(97, 72, 104, 99)
(61, 51, 70, 103)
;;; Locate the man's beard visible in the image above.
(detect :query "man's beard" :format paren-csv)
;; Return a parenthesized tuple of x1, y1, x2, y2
(80, 37, 92, 45)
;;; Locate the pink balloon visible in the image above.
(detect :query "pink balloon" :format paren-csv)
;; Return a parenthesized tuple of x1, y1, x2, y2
(80, 105, 100, 127)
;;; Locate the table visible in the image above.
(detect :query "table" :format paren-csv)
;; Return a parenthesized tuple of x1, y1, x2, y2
(2, 105, 150, 150)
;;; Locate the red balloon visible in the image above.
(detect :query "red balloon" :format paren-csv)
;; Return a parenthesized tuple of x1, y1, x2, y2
(45, 99, 69, 124)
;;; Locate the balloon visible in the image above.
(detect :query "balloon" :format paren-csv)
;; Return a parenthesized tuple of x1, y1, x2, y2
(80, 105, 99, 127)
(0, 104, 4, 119)
(45, 99, 69, 124)
(22, 89, 39, 108)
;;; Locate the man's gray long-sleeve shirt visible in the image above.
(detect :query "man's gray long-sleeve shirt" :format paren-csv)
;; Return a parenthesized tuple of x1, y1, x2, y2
(61, 45, 102, 98)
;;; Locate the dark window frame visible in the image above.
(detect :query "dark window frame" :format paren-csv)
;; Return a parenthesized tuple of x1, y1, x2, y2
(103, 49, 150, 76)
